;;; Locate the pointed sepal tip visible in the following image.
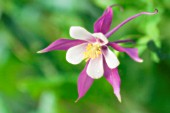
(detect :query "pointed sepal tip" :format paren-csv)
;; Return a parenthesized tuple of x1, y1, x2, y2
(116, 94, 122, 103)
(139, 59, 144, 63)
(114, 91, 121, 103)
(37, 50, 44, 53)
(75, 98, 80, 103)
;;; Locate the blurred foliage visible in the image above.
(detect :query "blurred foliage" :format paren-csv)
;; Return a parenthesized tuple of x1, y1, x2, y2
(0, 0, 170, 113)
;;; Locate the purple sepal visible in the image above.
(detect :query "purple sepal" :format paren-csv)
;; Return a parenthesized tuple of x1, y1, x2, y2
(103, 59, 121, 102)
(37, 38, 86, 53)
(108, 42, 143, 62)
(94, 6, 113, 34)
(76, 62, 94, 102)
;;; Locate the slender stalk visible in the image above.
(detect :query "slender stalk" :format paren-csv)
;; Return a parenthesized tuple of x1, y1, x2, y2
(105, 9, 158, 38)
(113, 39, 135, 43)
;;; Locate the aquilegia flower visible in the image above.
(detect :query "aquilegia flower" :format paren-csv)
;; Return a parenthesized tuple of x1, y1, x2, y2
(37, 5, 158, 102)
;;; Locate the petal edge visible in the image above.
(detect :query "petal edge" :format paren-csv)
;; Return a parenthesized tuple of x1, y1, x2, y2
(87, 55, 104, 79)
(70, 26, 95, 42)
(102, 47, 120, 69)
(66, 43, 87, 64)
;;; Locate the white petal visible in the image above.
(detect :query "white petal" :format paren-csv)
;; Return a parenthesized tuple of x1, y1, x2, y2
(92, 33, 108, 45)
(70, 26, 94, 41)
(87, 55, 104, 79)
(66, 43, 87, 64)
(103, 48, 120, 69)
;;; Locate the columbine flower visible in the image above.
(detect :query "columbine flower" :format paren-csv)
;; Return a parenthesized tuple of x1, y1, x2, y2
(37, 5, 158, 102)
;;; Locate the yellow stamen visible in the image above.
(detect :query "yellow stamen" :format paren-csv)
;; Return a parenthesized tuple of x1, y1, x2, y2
(84, 43, 101, 61)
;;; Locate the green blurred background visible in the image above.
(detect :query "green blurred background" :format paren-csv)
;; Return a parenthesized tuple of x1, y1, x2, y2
(0, 0, 170, 113)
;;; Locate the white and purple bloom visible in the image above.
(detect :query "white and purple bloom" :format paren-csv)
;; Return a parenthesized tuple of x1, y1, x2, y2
(38, 5, 158, 102)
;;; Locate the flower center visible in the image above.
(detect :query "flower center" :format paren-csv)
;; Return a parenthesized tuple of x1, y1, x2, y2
(83, 43, 102, 61)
